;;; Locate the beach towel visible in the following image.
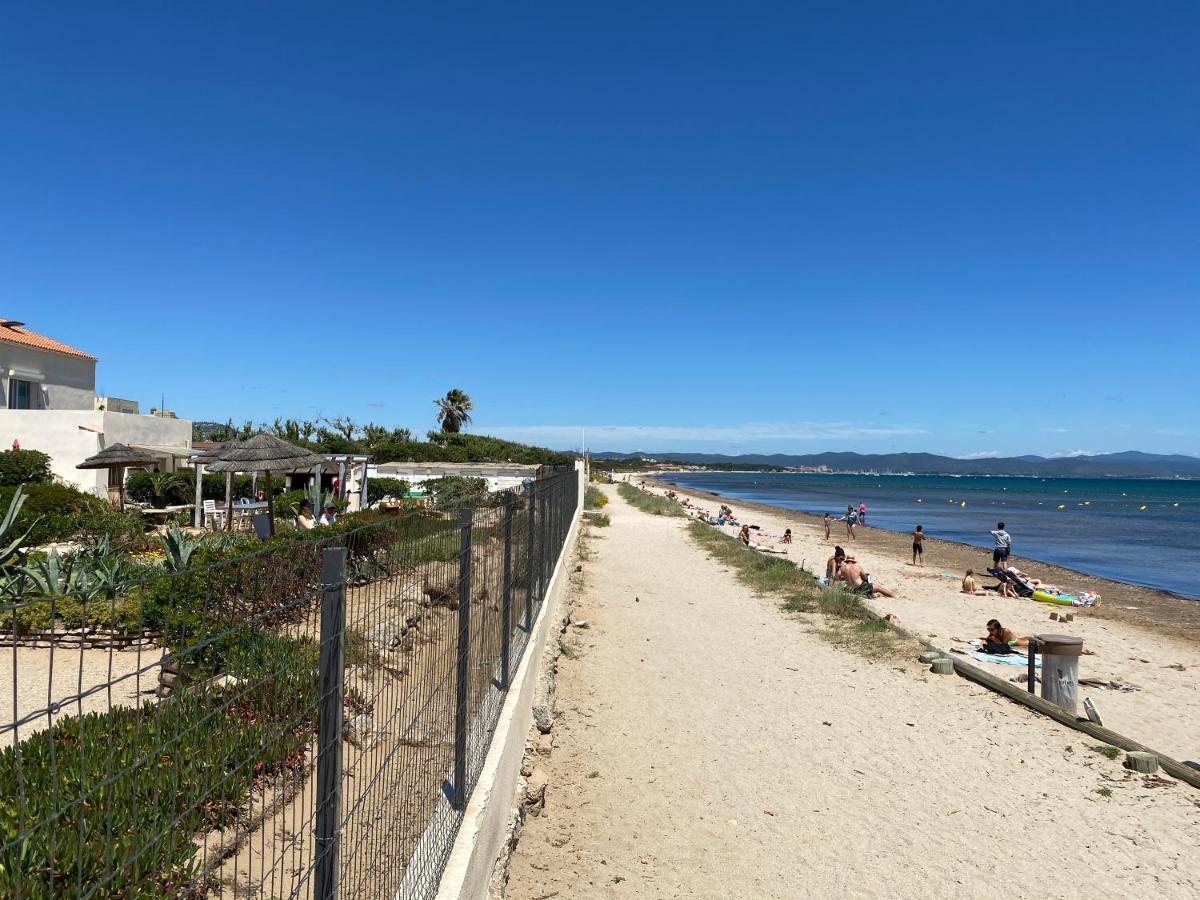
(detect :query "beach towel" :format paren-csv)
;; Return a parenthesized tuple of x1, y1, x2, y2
(968, 650, 1040, 668)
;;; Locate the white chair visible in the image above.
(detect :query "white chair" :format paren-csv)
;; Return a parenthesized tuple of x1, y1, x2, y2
(203, 499, 224, 529)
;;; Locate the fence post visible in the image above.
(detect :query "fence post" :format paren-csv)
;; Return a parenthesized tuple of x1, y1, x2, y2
(314, 546, 347, 900)
(453, 506, 474, 810)
(500, 495, 513, 689)
(530, 487, 540, 628)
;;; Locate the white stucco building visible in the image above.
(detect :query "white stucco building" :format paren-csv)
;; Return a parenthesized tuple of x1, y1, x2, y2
(0, 319, 192, 496)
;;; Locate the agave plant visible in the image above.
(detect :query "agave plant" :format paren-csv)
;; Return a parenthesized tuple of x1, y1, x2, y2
(0, 484, 40, 567)
(162, 523, 203, 572)
(21, 551, 92, 599)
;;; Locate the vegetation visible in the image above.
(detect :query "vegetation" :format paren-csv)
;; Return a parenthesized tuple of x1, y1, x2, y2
(616, 483, 684, 516)
(584, 486, 608, 509)
(0, 448, 53, 486)
(586, 513, 610, 527)
(1089, 744, 1121, 760)
(434, 388, 473, 433)
(685, 521, 903, 658)
(366, 477, 411, 505)
(425, 476, 492, 510)
(0, 483, 145, 550)
(127, 471, 264, 506)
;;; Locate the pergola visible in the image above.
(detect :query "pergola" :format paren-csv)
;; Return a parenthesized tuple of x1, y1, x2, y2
(204, 433, 328, 536)
(75, 443, 159, 512)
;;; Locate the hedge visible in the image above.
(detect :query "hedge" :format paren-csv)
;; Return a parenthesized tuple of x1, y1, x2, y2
(0, 484, 146, 549)
(0, 449, 52, 486)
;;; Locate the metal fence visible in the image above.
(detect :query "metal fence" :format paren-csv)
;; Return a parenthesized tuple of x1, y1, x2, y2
(0, 467, 579, 899)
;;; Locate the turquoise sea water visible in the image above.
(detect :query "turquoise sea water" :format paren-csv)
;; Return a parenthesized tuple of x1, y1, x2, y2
(656, 472, 1200, 600)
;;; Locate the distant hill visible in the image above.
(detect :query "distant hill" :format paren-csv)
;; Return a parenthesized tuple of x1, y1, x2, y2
(590, 450, 1200, 479)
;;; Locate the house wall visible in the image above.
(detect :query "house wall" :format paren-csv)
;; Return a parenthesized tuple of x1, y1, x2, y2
(0, 344, 96, 410)
(373, 463, 539, 493)
(0, 410, 192, 496)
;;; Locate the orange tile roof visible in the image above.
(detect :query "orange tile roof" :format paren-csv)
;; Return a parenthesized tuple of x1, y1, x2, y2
(0, 320, 96, 361)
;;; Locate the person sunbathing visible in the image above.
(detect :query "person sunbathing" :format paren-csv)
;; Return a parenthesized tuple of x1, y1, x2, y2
(781, 528, 792, 544)
(961, 569, 987, 596)
(835, 556, 897, 598)
(739, 525, 752, 546)
(826, 546, 846, 581)
(981, 619, 1029, 653)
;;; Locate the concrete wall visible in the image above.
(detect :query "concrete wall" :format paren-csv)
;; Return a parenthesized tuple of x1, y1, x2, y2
(0, 410, 192, 496)
(374, 463, 540, 494)
(432, 462, 584, 900)
(0, 344, 96, 410)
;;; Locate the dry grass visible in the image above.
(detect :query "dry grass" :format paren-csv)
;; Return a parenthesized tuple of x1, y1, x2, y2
(686, 521, 908, 659)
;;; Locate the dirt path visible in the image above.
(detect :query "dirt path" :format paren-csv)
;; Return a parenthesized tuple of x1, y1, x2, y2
(504, 485, 1200, 899)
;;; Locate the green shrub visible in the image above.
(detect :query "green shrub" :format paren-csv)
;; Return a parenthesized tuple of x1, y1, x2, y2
(0, 449, 52, 486)
(367, 477, 410, 505)
(0, 483, 131, 547)
(425, 476, 491, 510)
(0, 632, 318, 897)
(127, 471, 261, 506)
(584, 485, 608, 509)
(617, 483, 683, 516)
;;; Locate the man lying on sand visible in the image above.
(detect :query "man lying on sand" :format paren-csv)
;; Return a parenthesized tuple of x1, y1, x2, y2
(835, 556, 897, 598)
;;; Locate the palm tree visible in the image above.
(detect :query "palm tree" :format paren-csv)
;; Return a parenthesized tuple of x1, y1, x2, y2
(435, 389, 474, 433)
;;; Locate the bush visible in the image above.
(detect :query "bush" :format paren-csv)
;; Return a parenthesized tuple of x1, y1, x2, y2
(127, 470, 260, 506)
(367, 477, 410, 505)
(425, 476, 491, 510)
(0, 483, 143, 548)
(584, 485, 608, 509)
(0, 633, 317, 897)
(0, 449, 52, 486)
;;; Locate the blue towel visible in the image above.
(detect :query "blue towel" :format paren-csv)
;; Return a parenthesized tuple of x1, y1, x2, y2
(968, 650, 1040, 668)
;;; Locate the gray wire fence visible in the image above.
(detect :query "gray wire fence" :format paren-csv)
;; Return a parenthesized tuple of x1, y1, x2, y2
(0, 466, 580, 899)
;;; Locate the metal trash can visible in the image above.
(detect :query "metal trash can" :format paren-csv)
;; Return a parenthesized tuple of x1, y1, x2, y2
(1036, 633, 1084, 714)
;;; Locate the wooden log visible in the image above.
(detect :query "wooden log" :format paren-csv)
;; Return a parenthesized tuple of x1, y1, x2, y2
(918, 651, 941, 664)
(1125, 751, 1159, 774)
(930, 658, 954, 675)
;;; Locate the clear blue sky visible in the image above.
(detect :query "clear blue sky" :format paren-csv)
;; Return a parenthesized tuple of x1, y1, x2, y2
(4, 3, 1197, 458)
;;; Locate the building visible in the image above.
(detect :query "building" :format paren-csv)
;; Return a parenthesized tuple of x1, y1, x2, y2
(373, 461, 539, 493)
(0, 319, 192, 496)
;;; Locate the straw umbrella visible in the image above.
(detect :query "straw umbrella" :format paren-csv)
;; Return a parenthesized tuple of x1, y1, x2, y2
(76, 443, 160, 512)
(205, 433, 327, 536)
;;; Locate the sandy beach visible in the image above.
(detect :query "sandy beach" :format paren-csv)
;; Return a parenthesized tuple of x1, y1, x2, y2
(637, 475, 1200, 764)
(505, 483, 1200, 899)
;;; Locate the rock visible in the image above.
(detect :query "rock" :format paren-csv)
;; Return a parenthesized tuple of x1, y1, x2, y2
(524, 771, 549, 815)
(158, 669, 180, 687)
(344, 713, 381, 749)
(367, 622, 401, 653)
(198, 674, 243, 693)
(1125, 751, 1159, 774)
(397, 602, 424, 629)
(532, 704, 553, 734)
(930, 658, 955, 675)
(535, 731, 554, 756)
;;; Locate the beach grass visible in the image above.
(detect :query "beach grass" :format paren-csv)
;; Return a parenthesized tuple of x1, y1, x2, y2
(586, 512, 611, 527)
(585, 485, 609, 509)
(685, 520, 903, 658)
(618, 483, 685, 517)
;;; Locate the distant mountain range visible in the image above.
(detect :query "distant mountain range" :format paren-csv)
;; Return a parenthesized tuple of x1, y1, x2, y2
(591, 450, 1200, 479)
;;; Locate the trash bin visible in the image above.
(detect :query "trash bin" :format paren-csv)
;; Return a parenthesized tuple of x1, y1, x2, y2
(1036, 633, 1084, 714)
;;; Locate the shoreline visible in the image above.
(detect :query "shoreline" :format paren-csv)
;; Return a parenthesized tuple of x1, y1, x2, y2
(643, 475, 1200, 641)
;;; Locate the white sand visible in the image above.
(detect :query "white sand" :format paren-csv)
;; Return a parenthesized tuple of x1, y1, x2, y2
(0, 645, 157, 746)
(647, 479, 1200, 764)
(505, 484, 1200, 899)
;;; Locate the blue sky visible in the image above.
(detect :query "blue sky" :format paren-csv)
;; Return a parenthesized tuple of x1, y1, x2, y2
(3, 3, 1197, 458)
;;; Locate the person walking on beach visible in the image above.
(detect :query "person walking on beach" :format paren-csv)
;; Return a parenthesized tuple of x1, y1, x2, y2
(911, 525, 924, 566)
(859, 501, 867, 526)
(844, 504, 857, 541)
(989, 522, 1012, 569)
(824, 512, 832, 540)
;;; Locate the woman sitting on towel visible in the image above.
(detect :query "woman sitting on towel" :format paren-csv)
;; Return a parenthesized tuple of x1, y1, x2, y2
(781, 528, 792, 544)
(739, 524, 752, 546)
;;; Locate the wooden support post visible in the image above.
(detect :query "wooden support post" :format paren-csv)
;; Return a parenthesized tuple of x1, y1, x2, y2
(930, 658, 954, 675)
(1125, 751, 1159, 774)
(194, 462, 205, 527)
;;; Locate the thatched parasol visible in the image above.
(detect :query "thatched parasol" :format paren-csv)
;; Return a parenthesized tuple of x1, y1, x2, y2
(76, 443, 159, 512)
(205, 433, 327, 535)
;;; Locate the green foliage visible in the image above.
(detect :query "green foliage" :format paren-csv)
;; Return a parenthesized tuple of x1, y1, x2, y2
(0, 448, 52, 486)
(617, 483, 684, 516)
(0, 483, 140, 549)
(434, 388, 474, 433)
(0, 484, 38, 566)
(272, 489, 308, 519)
(0, 632, 317, 897)
(586, 513, 610, 527)
(425, 476, 491, 510)
(1089, 744, 1121, 760)
(584, 485, 608, 509)
(162, 524, 203, 572)
(367, 477, 411, 505)
(127, 470, 262, 506)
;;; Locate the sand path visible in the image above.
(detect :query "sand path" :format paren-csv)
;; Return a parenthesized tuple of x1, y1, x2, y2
(505, 484, 1200, 899)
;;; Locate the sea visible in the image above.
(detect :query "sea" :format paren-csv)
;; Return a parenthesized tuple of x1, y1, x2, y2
(654, 472, 1200, 601)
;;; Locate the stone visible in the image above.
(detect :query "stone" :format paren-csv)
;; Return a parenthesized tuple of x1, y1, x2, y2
(524, 771, 549, 815)
(532, 704, 553, 734)
(535, 731, 554, 756)
(159, 669, 180, 687)
(930, 658, 955, 675)
(344, 713, 381, 750)
(1124, 751, 1159, 774)
(367, 622, 401, 653)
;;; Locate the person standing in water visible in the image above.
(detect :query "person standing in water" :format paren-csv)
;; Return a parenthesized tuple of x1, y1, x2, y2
(858, 501, 867, 526)
(911, 525, 924, 566)
(824, 512, 832, 540)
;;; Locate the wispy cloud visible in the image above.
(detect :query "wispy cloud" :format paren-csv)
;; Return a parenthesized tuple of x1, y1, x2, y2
(1040, 427, 1070, 434)
(959, 450, 1002, 459)
(1047, 449, 1098, 458)
(481, 421, 929, 449)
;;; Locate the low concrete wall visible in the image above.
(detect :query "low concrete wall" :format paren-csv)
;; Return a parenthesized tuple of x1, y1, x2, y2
(432, 464, 584, 900)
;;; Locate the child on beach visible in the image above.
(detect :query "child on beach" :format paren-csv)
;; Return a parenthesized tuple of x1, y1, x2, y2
(824, 513, 832, 539)
(961, 569, 986, 596)
(911, 525, 924, 565)
(844, 505, 857, 541)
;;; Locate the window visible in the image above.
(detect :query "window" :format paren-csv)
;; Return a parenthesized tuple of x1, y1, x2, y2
(8, 379, 34, 409)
